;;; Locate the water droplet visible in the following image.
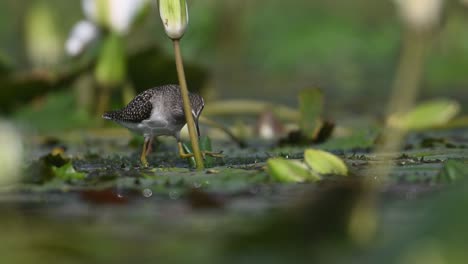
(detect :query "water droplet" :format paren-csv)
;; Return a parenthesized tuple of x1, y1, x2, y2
(142, 188, 152, 198)
(204, 180, 210, 185)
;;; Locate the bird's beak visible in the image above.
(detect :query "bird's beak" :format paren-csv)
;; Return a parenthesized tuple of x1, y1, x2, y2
(194, 115, 201, 138)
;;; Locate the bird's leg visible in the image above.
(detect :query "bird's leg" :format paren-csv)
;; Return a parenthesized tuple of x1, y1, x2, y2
(176, 132, 224, 160)
(140, 137, 150, 167)
(177, 141, 195, 159)
(177, 141, 224, 159)
(145, 137, 154, 157)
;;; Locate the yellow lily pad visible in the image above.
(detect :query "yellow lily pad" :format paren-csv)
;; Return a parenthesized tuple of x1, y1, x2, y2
(267, 158, 320, 183)
(304, 149, 348, 176)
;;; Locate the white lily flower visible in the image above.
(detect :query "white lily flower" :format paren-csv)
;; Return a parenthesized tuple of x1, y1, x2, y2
(66, 0, 149, 56)
(0, 122, 23, 186)
(82, 0, 149, 35)
(158, 0, 189, 40)
(394, 0, 444, 31)
(65, 20, 99, 56)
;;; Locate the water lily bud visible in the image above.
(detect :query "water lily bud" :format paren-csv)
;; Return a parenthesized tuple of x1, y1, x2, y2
(65, 20, 99, 56)
(394, 0, 444, 31)
(0, 122, 23, 186)
(158, 0, 189, 40)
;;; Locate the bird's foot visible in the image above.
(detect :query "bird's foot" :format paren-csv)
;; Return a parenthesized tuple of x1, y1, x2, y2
(178, 151, 224, 159)
(177, 142, 224, 160)
(179, 152, 195, 159)
(140, 152, 149, 167)
(202, 151, 224, 158)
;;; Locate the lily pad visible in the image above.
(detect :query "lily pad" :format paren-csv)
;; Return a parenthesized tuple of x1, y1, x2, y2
(304, 149, 348, 176)
(267, 158, 320, 183)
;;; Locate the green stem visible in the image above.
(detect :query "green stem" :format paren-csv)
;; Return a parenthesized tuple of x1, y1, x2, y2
(173, 40, 204, 170)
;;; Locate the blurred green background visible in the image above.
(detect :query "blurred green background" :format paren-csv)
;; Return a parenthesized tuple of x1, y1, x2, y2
(1, 1, 468, 263)
(1, 0, 467, 128)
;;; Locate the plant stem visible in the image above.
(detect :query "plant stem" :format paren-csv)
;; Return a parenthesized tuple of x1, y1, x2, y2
(173, 39, 204, 170)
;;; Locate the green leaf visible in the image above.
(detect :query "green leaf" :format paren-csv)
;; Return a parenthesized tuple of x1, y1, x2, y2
(298, 88, 324, 139)
(387, 99, 460, 131)
(183, 136, 217, 169)
(267, 158, 320, 183)
(199, 136, 215, 168)
(52, 162, 86, 181)
(436, 160, 468, 183)
(304, 149, 348, 176)
(182, 142, 196, 169)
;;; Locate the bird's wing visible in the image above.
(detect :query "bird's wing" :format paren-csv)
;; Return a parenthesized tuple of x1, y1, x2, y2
(119, 91, 155, 123)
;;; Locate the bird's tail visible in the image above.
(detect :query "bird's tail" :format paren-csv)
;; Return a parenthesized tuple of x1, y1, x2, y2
(102, 111, 117, 120)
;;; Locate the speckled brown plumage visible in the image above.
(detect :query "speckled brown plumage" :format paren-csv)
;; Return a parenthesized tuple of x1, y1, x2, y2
(103, 84, 206, 167)
(102, 84, 204, 124)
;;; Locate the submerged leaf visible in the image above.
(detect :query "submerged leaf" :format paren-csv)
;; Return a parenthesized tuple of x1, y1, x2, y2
(304, 149, 348, 176)
(267, 158, 320, 183)
(387, 99, 460, 131)
(298, 88, 324, 139)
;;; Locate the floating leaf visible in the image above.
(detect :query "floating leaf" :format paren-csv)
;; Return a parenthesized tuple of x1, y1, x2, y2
(267, 158, 320, 183)
(304, 149, 348, 176)
(387, 99, 460, 131)
(436, 160, 468, 183)
(298, 88, 324, 139)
